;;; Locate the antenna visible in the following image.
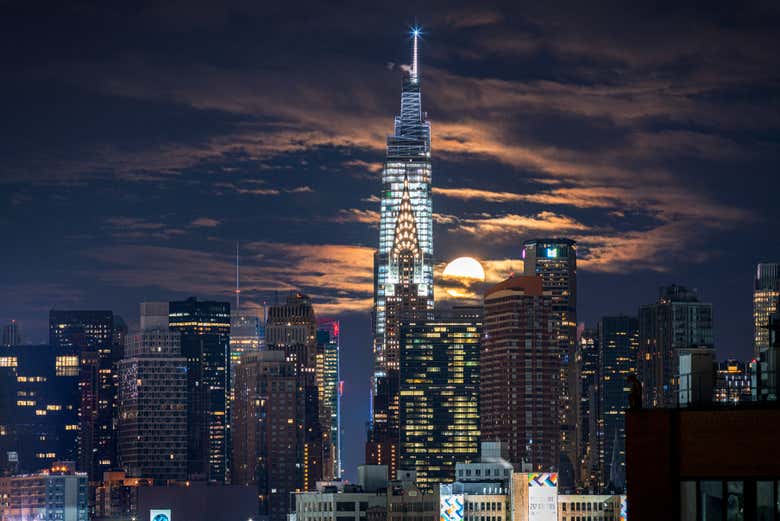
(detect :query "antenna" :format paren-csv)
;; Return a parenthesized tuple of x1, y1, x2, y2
(411, 26, 421, 82)
(235, 241, 240, 311)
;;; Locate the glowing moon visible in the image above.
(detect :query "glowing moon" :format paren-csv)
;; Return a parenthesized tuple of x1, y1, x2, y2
(443, 257, 486, 282)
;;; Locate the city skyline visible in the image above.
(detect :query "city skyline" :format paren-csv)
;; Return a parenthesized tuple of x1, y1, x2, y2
(3, 3, 780, 483)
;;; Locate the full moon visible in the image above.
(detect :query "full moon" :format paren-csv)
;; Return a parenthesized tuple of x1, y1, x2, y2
(443, 257, 486, 281)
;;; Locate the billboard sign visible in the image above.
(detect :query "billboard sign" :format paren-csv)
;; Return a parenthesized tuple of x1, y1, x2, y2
(528, 473, 558, 521)
(439, 485, 464, 521)
(150, 510, 171, 521)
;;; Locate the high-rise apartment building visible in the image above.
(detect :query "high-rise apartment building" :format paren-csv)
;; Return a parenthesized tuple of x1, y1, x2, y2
(1, 320, 21, 347)
(0, 345, 80, 474)
(754, 263, 780, 358)
(369, 30, 433, 477)
(638, 285, 713, 408)
(598, 316, 638, 493)
(118, 303, 187, 481)
(578, 327, 600, 491)
(266, 293, 323, 489)
(481, 275, 558, 472)
(399, 318, 481, 491)
(168, 297, 230, 482)
(232, 350, 301, 521)
(522, 238, 578, 489)
(317, 318, 341, 480)
(49, 310, 122, 481)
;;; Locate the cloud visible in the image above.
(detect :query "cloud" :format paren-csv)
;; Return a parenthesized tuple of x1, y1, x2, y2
(331, 209, 381, 225)
(85, 241, 375, 314)
(433, 187, 525, 202)
(455, 211, 590, 237)
(190, 217, 221, 227)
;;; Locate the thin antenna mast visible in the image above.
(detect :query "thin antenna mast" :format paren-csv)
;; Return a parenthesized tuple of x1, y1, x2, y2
(235, 241, 240, 311)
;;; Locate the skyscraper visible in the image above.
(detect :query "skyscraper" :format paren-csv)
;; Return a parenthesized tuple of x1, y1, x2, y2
(0, 345, 80, 474)
(369, 29, 433, 477)
(229, 310, 263, 403)
(754, 263, 780, 358)
(168, 297, 230, 482)
(598, 315, 638, 493)
(118, 303, 187, 480)
(232, 350, 301, 521)
(49, 310, 122, 481)
(481, 275, 558, 472)
(522, 238, 578, 489)
(578, 327, 600, 491)
(399, 317, 481, 491)
(266, 293, 323, 490)
(316, 318, 341, 480)
(1, 320, 21, 347)
(638, 285, 713, 408)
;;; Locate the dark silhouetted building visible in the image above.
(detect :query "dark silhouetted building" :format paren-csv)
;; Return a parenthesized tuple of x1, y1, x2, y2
(1, 320, 21, 347)
(598, 315, 638, 493)
(578, 327, 600, 491)
(481, 275, 558, 472)
(638, 285, 713, 408)
(49, 310, 122, 481)
(118, 303, 187, 480)
(0, 345, 80, 475)
(753, 312, 780, 402)
(232, 350, 301, 521)
(399, 318, 481, 490)
(626, 404, 780, 521)
(369, 31, 434, 479)
(168, 297, 230, 482)
(522, 238, 578, 489)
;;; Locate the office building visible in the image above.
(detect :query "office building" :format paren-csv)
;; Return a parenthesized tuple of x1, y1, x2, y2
(627, 404, 780, 521)
(578, 327, 600, 491)
(558, 495, 624, 521)
(0, 345, 80, 475)
(0, 461, 88, 521)
(49, 310, 122, 480)
(232, 350, 302, 521)
(481, 275, 558, 472)
(714, 359, 752, 404)
(754, 263, 780, 358)
(293, 466, 390, 521)
(266, 292, 324, 490)
(369, 30, 434, 477)
(598, 316, 638, 493)
(399, 318, 481, 490)
(522, 238, 578, 489)
(168, 297, 230, 482)
(317, 318, 342, 480)
(229, 309, 263, 402)
(638, 285, 713, 408)
(1, 320, 21, 347)
(753, 312, 779, 402)
(117, 303, 187, 481)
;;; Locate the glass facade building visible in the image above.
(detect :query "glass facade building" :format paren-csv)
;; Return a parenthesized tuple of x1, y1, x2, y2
(399, 319, 481, 491)
(598, 315, 638, 493)
(754, 263, 780, 358)
(0, 345, 80, 474)
(48, 310, 122, 481)
(369, 31, 434, 477)
(317, 319, 341, 480)
(168, 297, 230, 483)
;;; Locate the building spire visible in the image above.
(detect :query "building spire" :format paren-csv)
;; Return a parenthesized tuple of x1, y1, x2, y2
(411, 27, 420, 83)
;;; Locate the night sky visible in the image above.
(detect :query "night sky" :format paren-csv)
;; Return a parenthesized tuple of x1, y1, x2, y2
(2, 2, 779, 480)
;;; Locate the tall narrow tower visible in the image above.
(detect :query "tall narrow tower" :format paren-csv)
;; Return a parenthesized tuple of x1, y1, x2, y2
(368, 28, 433, 476)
